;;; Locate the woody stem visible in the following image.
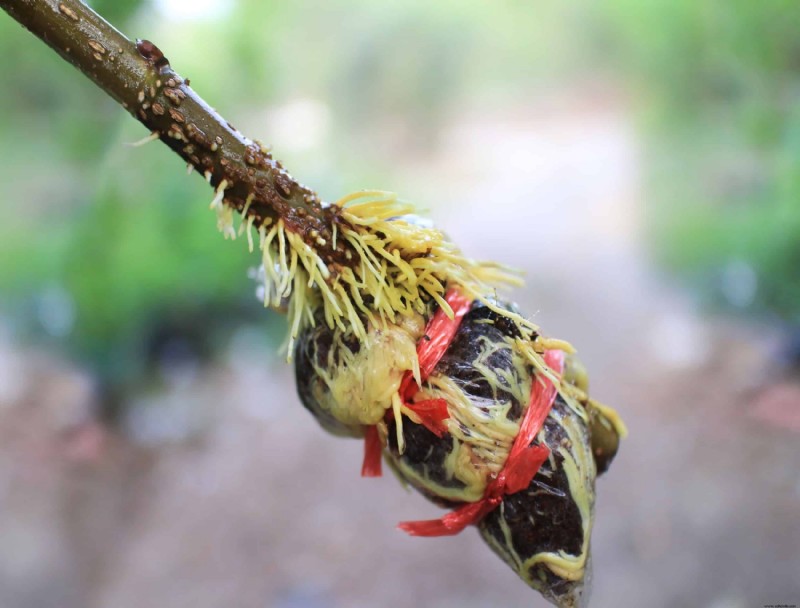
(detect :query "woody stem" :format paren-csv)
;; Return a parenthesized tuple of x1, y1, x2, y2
(0, 0, 350, 266)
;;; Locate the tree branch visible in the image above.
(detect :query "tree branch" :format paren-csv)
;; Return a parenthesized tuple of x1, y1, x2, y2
(0, 0, 351, 267)
(1, 0, 518, 348)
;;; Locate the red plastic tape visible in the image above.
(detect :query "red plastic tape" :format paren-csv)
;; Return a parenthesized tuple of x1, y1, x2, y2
(362, 289, 473, 477)
(361, 425, 383, 478)
(398, 349, 565, 536)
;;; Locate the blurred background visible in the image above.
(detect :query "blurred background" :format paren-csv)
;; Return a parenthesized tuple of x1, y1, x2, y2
(1, 0, 799, 606)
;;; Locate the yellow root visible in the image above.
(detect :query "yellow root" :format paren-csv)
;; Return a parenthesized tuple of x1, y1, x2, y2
(125, 130, 160, 148)
(209, 189, 535, 357)
(209, 189, 612, 426)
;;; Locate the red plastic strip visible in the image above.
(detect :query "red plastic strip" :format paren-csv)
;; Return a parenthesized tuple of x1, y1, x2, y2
(414, 290, 473, 383)
(401, 398, 450, 437)
(361, 425, 383, 478)
(361, 289, 473, 477)
(397, 349, 565, 536)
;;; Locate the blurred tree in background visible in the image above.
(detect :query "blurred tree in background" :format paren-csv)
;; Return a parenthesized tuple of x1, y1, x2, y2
(607, 0, 800, 326)
(0, 1, 265, 417)
(7, 0, 798, 416)
(0, 0, 604, 418)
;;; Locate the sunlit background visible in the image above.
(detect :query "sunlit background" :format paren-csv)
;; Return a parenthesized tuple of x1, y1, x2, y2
(1, 1, 799, 606)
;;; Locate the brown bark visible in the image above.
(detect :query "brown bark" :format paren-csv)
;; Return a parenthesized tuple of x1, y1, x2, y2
(0, 0, 352, 267)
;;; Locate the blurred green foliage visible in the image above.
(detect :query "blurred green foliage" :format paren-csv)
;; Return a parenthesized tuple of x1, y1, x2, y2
(607, 0, 800, 322)
(0, 3, 265, 409)
(5, 0, 797, 404)
(0, 0, 605, 409)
